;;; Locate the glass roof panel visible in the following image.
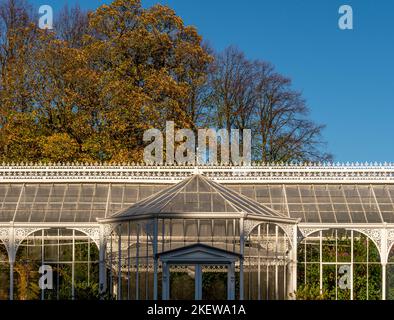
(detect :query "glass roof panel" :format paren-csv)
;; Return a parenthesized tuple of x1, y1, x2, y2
(109, 175, 288, 220)
(138, 186, 156, 200)
(211, 193, 227, 212)
(303, 204, 320, 223)
(0, 185, 8, 198)
(23, 185, 38, 202)
(80, 184, 95, 199)
(111, 185, 124, 202)
(342, 185, 358, 197)
(66, 184, 80, 198)
(123, 185, 138, 203)
(240, 186, 255, 200)
(51, 185, 67, 202)
(255, 186, 271, 203)
(35, 185, 51, 202)
(93, 185, 110, 202)
(0, 210, 14, 221)
(349, 210, 366, 223)
(4, 185, 23, 202)
(0, 181, 393, 224)
(50, 209, 62, 223)
(320, 211, 337, 223)
(14, 203, 32, 222)
(382, 212, 394, 223)
(184, 176, 198, 192)
(198, 178, 214, 193)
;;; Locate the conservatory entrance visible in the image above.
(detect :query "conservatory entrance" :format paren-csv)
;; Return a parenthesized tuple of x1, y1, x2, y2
(99, 174, 297, 300)
(159, 243, 239, 300)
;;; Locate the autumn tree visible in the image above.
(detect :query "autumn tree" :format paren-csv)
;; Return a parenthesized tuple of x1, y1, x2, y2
(0, 0, 42, 161)
(207, 46, 256, 133)
(207, 46, 331, 162)
(0, 0, 212, 163)
(55, 4, 88, 48)
(252, 61, 330, 162)
(0, 0, 329, 164)
(82, 0, 212, 161)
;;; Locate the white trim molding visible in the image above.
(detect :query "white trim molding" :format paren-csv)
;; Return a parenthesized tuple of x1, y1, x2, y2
(0, 163, 394, 184)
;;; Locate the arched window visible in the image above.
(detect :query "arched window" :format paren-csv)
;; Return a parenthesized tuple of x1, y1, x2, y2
(298, 229, 381, 300)
(243, 223, 291, 300)
(0, 241, 9, 300)
(386, 243, 394, 300)
(14, 229, 99, 300)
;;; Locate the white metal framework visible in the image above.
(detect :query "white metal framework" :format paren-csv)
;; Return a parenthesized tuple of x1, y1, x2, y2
(0, 163, 394, 300)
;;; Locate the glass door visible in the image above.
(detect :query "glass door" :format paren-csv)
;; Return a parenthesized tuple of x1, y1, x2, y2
(202, 265, 228, 300)
(169, 265, 195, 300)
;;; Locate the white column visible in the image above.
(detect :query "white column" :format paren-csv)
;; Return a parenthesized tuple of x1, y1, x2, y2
(136, 224, 140, 300)
(257, 225, 261, 300)
(275, 226, 279, 300)
(9, 259, 14, 300)
(382, 262, 387, 300)
(239, 217, 244, 300)
(350, 230, 354, 300)
(319, 230, 323, 295)
(72, 229, 75, 300)
(287, 225, 298, 300)
(117, 229, 122, 300)
(127, 222, 131, 300)
(381, 228, 388, 300)
(153, 219, 158, 300)
(41, 229, 45, 300)
(98, 224, 107, 297)
(8, 224, 15, 301)
(293, 225, 298, 294)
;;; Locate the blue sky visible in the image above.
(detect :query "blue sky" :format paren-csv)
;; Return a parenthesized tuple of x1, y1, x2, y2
(30, 0, 394, 162)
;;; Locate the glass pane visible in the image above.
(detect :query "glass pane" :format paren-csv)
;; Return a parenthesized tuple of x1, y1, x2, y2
(170, 265, 195, 300)
(202, 265, 228, 300)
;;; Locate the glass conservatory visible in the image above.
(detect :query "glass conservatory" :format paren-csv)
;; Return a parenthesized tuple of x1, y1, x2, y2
(0, 163, 394, 300)
(98, 174, 298, 300)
